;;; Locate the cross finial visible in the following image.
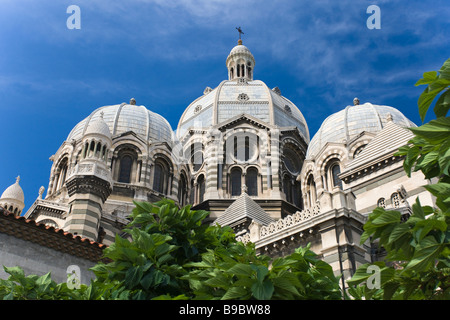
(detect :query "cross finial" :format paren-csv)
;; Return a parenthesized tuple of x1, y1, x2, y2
(236, 26, 244, 40)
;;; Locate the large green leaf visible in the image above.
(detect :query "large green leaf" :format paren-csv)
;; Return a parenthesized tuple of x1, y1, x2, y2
(438, 58, 450, 80)
(434, 89, 450, 118)
(227, 263, 253, 277)
(388, 223, 411, 245)
(271, 271, 303, 297)
(251, 279, 274, 300)
(410, 117, 450, 141)
(415, 71, 437, 86)
(124, 265, 144, 289)
(371, 210, 401, 226)
(221, 286, 248, 300)
(404, 236, 442, 272)
(424, 183, 450, 204)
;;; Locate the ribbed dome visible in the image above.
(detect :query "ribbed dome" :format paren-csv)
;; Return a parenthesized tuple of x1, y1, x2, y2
(177, 40, 308, 142)
(67, 102, 173, 143)
(1, 176, 25, 203)
(229, 44, 253, 57)
(176, 80, 309, 143)
(306, 102, 416, 159)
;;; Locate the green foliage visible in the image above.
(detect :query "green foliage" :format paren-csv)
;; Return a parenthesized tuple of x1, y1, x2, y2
(89, 198, 237, 300)
(0, 198, 342, 300)
(0, 266, 85, 300)
(347, 58, 450, 300)
(184, 243, 341, 300)
(415, 58, 450, 122)
(91, 199, 341, 300)
(348, 198, 450, 299)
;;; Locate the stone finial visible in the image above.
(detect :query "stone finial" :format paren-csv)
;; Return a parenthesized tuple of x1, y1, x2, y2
(130, 98, 136, 105)
(272, 87, 281, 95)
(15, 176, 20, 184)
(203, 86, 212, 95)
(38, 186, 45, 199)
(242, 184, 248, 194)
(353, 97, 360, 106)
(386, 112, 393, 122)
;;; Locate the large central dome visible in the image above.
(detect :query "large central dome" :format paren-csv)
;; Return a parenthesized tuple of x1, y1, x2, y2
(176, 40, 309, 143)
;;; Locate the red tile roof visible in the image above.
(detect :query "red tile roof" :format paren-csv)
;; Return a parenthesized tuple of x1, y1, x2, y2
(0, 207, 107, 262)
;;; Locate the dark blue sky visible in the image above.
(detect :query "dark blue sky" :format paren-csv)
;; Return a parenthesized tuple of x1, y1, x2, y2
(1, 0, 449, 211)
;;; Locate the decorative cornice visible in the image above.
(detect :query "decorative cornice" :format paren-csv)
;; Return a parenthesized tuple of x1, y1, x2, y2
(340, 155, 404, 183)
(66, 175, 112, 203)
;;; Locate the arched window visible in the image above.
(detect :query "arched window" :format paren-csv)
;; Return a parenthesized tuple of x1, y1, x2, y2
(189, 180, 195, 204)
(325, 160, 342, 190)
(119, 155, 133, 183)
(95, 143, 102, 158)
(153, 163, 167, 194)
(230, 133, 258, 163)
(283, 147, 301, 174)
(331, 164, 342, 189)
(283, 175, 292, 203)
(293, 181, 303, 209)
(246, 168, 258, 196)
(377, 198, 386, 208)
(39, 219, 58, 228)
(245, 136, 250, 161)
(89, 141, 95, 158)
(391, 193, 400, 208)
(307, 174, 316, 207)
(53, 157, 68, 193)
(113, 146, 140, 184)
(230, 167, 242, 196)
(178, 173, 188, 207)
(197, 175, 205, 203)
(190, 143, 204, 172)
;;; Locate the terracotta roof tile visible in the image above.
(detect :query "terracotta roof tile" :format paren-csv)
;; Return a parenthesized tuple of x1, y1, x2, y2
(0, 207, 107, 262)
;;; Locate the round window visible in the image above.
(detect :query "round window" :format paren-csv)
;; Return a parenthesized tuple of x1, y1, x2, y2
(283, 148, 301, 174)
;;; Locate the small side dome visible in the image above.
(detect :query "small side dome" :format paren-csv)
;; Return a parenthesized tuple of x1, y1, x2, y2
(0, 176, 25, 215)
(84, 111, 112, 140)
(306, 101, 417, 159)
(66, 102, 173, 144)
(1, 176, 24, 203)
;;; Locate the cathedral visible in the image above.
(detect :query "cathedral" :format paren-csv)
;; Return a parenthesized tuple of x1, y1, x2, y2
(0, 38, 436, 285)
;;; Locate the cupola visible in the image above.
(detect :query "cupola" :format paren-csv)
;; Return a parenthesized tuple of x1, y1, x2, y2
(0, 176, 25, 216)
(226, 37, 255, 81)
